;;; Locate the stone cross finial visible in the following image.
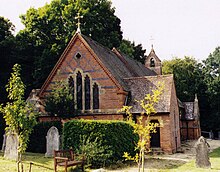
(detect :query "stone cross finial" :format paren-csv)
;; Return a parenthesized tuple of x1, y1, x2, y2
(150, 36, 155, 49)
(75, 12, 83, 33)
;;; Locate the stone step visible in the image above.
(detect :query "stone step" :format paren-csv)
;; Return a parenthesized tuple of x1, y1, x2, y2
(150, 147, 164, 155)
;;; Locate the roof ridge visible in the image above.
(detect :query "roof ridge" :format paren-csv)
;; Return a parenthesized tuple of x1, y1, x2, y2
(112, 48, 139, 76)
(81, 34, 114, 54)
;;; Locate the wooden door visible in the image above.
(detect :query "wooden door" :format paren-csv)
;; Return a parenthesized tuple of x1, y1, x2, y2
(150, 120, 160, 147)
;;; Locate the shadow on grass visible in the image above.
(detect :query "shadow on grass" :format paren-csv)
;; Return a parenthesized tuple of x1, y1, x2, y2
(105, 158, 187, 171)
(23, 152, 53, 163)
(144, 158, 187, 169)
(0, 152, 54, 171)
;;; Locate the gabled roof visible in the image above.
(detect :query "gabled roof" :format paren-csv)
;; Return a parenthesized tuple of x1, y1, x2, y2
(124, 74, 174, 113)
(39, 33, 157, 96)
(82, 34, 156, 90)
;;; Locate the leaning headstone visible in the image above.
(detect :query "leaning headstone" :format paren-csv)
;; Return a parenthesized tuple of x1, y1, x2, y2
(194, 136, 211, 168)
(4, 132, 18, 160)
(45, 126, 60, 157)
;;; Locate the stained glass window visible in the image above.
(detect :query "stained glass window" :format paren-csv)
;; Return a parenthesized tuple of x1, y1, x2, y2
(76, 71, 82, 110)
(93, 83, 99, 109)
(84, 75, 91, 110)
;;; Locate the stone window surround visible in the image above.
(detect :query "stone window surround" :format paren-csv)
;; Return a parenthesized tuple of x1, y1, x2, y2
(68, 68, 100, 111)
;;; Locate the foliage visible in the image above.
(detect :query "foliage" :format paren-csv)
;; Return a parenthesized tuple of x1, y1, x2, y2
(0, 64, 38, 171)
(202, 47, 220, 108)
(118, 83, 164, 172)
(17, 0, 122, 88)
(27, 121, 62, 153)
(44, 80, 75, 117)
(0, 16, 16, 104)
(63, 119, 138, 167)
(77, 136, 113, 168)
(119, 39, 146, 64)
(162, 56, 205, 102)
(0, 16, 15, 42)
(201, 47, 220, 131)
(161, 54, 220, 132)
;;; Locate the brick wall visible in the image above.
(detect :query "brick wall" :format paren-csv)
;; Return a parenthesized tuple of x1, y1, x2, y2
(41, 37, 127, 111)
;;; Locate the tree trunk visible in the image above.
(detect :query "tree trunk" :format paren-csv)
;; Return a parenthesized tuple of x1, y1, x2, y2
(141, 148, 145, 172)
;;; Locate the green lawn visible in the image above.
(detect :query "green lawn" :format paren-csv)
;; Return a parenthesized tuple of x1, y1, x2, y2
(0, 148, 220, 172)
(146, 147, 220, 172)
(0, 152, 81, 172)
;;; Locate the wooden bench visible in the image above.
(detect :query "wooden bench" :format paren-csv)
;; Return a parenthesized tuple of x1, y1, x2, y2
(54, 149, 84, 172)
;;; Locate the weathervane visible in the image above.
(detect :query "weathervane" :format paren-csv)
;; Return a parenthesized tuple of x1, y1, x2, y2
(75, 12, 83, 33)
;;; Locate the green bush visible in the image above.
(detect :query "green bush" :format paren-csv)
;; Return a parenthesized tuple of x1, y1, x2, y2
(63, 119, 138, 167)
(77, 136, 113, 168)
(27, 121, 62, 153)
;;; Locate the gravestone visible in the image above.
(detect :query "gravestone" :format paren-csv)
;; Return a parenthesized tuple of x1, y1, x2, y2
(4, 132, 18, 160)
(194, 136, 211, 168)
(45, 126, 60, 157)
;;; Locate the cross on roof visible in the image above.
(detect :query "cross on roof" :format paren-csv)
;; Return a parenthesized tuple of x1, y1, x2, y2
(150, 36, 155, 49)
(75, 12, 83, 33)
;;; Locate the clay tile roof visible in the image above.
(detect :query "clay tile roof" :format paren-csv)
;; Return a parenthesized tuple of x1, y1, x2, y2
(124, 75, 174, 113)
(82, 34, 156, 91)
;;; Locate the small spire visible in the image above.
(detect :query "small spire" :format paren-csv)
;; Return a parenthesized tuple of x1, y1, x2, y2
(75, 12, 83, 33)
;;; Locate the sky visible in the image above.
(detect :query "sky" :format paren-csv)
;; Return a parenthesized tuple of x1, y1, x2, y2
(1, 0, 220, 61)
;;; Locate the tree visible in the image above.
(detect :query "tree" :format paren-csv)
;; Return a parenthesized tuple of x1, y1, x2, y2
(118, 39, 146, 64)
(17, 0, 122, 88)
(0, 17, 16, 103)
(201, 47, 220, 131)
(119, 83, 164, 172)
(162, 56, 205, 102)
(0, 16, 15, 42)
(0, 64, 38, 172)
(44, 80, 75, 117)
(202, 47, 220, 108)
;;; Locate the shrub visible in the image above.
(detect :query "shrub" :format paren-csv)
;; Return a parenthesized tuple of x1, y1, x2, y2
(77, 136, 113, 168)
(63, 119, 138, 167)
(27, 121, 62, 153)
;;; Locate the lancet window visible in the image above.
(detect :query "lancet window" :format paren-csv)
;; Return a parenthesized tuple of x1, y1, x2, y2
(84, 75, 91, 110)
(93, 83, 99, 109)
(68, 71, 99, 111)
(76, 71, 82, 110)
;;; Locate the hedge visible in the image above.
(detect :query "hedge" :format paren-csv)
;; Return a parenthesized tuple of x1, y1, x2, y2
(63, 119, 138, 166)
(27, 121, 62, 153)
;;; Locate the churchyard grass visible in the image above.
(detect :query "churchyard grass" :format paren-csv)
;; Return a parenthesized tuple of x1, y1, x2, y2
(0, 148, 220, 171)
(0, 152, 81, 172)
(147, 147, 220, 172)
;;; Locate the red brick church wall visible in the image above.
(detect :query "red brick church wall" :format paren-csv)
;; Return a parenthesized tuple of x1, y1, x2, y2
(41, 37, 127, 111)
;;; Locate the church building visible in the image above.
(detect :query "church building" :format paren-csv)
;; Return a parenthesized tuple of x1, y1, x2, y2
(32, 29, 182, 153)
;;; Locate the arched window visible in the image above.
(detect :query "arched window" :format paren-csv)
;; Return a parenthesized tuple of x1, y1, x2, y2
(150, 58, 155, 67)
(76, 71, 82, 110)
(84, 75, 91, 110)
(93, 83, 99, 109)
(68, 76, 74, 101)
